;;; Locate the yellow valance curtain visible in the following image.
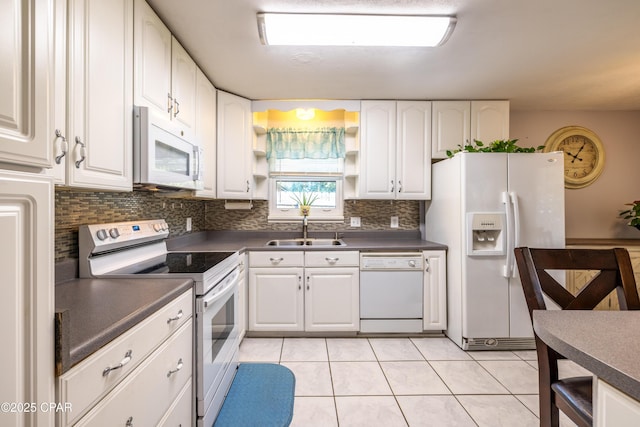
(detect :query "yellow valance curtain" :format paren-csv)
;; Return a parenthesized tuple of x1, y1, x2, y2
(266, 127, 345, 160)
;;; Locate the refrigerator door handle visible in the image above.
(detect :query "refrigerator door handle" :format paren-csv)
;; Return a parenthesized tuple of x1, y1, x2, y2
(510, 191, 521, 278)
(502, 191, 513, 278)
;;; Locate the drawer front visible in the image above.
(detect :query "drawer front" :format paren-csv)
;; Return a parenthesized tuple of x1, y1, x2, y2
(57, 289, 193, 426)
(305, 251, 359, 267)
(250, 251, 304, 267)
(158, 378, 193, 427)
(75, 319, 193, 427)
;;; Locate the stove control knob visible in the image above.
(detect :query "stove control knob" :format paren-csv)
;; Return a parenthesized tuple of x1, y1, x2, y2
(162, 223, 168, 231)
(153, 223, 162, 232)
(96, 229, 108, 241)
(408, 260, 416, 268)
(109, 228, 120, 239)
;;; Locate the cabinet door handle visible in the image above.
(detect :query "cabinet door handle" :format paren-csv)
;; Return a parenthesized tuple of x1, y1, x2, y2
(126, 416, 134, 427)
(298, 275, 302, 290)
(246, 180, 250, 192)
(269, 257, 284, 265)
(54, 129, 68, 164)
(167, 358, 184, 377)
(425, 259, 430, 273)
(398, 180, 403, 193)
(102, 350, 133, 376)
(173, 99, 180, 117)
(74, 137, 86, 168)
(390, 180, 394, 192)
(325, 257, 339, 265)
(167, 309, 183, 324)
(306, 275, 310, 290)
(167, 93, 173, 113)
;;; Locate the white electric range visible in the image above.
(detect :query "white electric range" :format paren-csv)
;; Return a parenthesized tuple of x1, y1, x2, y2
(79, 219, 240, 426)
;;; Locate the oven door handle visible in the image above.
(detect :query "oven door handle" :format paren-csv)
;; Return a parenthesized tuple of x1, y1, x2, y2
(203, 268, 239, 309)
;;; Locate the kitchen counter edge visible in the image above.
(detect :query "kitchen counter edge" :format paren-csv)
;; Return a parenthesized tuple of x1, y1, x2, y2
(55, 277, 193, 375)
(167, 230, 448, 253)
(533, 310, 640, 401)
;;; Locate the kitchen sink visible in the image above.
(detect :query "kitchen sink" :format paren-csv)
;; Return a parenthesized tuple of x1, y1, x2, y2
(265, 238, 346, 247)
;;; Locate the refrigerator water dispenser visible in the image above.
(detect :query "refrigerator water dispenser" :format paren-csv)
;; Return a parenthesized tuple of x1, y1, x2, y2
(467, 213, 506, 256)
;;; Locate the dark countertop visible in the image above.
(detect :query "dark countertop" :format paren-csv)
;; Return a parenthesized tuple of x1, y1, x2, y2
(566, 238, 640, 247)
(167, 230, 448, 253)
(533, 310, 640, 401)
(55, 277, 193, 375)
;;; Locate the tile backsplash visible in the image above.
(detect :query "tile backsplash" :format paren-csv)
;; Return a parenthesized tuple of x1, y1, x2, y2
(55, 189, 420, 261)
(55, 189, 206, 262)
(204, 199, 420, 232)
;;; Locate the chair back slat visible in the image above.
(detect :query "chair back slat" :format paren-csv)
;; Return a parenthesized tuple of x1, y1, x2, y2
(615, 248, 640, 309)
(516, 247, 640, 315)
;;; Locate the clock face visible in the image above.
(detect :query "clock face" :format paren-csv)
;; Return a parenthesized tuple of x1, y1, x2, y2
(558, 135, 597, 180)
(544, 126, 605, 189)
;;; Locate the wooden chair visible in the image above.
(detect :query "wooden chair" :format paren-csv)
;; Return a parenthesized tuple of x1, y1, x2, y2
(514, 247, 640, 427)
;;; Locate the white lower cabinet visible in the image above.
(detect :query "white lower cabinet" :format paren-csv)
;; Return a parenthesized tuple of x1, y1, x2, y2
(57, 290, 193, 426)
(248, 251, 360, 332)
(596, 379, 640, 427)
(423, 250, 447, 331)
(75, 320, 192, 427)
(249, 267, 304, 331)
(305, 267, 359, 331)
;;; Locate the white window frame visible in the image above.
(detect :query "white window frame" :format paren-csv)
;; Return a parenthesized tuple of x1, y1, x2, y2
(268, 176, 344, 222)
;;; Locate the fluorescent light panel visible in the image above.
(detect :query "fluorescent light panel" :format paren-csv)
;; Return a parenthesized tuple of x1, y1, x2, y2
(257, 13, 456, 47)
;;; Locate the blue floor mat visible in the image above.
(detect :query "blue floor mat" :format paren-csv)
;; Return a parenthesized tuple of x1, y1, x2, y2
(213, 363, 296, 427)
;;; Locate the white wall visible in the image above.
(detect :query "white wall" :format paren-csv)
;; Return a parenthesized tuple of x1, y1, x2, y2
(510, 110, 640, 239)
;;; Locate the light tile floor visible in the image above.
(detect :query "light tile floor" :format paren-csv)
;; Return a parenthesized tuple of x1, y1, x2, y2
(239, 337, 590, 427)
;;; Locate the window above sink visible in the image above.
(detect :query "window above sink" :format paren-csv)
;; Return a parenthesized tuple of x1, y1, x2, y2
(253, 106, 359, 223)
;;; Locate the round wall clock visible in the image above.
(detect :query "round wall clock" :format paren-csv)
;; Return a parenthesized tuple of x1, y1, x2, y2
(543, 125, 605, 189)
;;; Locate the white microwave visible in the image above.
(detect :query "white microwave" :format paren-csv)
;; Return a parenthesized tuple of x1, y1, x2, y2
(133, 106, 203, 190)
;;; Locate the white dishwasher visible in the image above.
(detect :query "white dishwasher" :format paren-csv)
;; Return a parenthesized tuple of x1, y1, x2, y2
(360, 253, 423, 333)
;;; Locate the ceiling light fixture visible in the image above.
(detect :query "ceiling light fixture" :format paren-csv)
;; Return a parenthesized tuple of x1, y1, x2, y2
(257, 13, 456, 47)
(295, 108, 316, 120)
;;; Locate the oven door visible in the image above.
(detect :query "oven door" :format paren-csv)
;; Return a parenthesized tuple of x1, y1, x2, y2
(133, 106, 203, 190)
(196, 267, 240, 424)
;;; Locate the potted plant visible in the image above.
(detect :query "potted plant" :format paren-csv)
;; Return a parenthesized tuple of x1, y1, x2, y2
(446, 139, 545, 158)
(290, 192, 318, 216)
(619, 200, 640, 230)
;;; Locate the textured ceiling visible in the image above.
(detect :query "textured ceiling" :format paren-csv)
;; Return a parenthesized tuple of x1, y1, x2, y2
(147, 0, 640, 110)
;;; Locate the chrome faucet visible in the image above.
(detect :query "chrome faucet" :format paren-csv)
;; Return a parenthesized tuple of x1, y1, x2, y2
(302, 215, 308, 241)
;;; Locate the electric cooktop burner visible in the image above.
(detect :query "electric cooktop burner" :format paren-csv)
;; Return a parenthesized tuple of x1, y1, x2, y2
(134, 252, 236, 275)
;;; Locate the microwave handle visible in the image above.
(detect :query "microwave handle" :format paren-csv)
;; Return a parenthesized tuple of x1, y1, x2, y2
(194, 146, 203, 181)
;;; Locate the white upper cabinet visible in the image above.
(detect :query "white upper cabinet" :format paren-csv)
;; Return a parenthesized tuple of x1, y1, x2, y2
(396, 101, 432, 200)
(470, 100, 510, 144)
(134, 0, 171, 119)
(359, 101, 396, 199)
(65, 0, 133, 190)
(0, 0, 53, 169)
(217, 90, 252, 199)
(193, 68, 217, 199)
(170, 39, 197, 138)
(360, 100, 431, 200)
(431, 101, 471, 159)
(134, 0, 196, 142)
(50, 0, 69, 184)
(432, 100, 509, 159)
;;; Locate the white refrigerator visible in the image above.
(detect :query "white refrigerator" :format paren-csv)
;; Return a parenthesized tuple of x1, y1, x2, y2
(425, 152, 565, 350)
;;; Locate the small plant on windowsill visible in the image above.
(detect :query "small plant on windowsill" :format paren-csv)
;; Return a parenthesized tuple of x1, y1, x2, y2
(446, 139, 545, 158)
(290, 192, 319, 216)
(619, 200, 640, 230)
